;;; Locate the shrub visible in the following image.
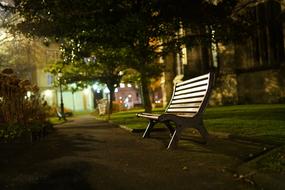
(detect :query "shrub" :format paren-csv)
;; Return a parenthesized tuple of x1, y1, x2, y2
(0, 68, 52, 142)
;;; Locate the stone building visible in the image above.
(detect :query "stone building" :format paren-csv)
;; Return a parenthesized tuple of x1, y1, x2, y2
(161, 0, 285, 106)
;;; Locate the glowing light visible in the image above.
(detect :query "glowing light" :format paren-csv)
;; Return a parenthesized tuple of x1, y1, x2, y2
(83, 88, 89, 95)
(127, 84, 132, 88)
(115, 88, 118, 93)
(103, 88, 110, 93)
(92, 83, 99, 90)
(70, 83, 77, 88)
(27, 91, 32, 98)
(43, 90, 53, 98)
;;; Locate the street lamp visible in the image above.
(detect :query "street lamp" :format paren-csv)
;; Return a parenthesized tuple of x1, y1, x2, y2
(58, 70, 66, 120)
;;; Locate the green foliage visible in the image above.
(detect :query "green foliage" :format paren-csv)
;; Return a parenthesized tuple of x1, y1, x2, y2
(4, 0, 268, 112)
(4, 0, 180, 112)
(0, 123, 25, 142)
(0, 37, 37, 78)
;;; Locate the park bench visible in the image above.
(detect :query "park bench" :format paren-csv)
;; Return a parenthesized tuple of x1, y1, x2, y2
(137, 72, 214, 149)
(56, 109, 72, 120)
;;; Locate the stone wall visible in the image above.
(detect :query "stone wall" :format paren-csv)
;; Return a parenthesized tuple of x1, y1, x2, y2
(237, 68, 285, 104)
(209, 73, 238, 106)
(209, 66, 285, 106)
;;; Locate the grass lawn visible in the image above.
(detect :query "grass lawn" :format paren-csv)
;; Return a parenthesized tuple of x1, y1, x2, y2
(96, 104, 285, 144)
(204, 104, 285, 144)
(49, 117, 66, 125)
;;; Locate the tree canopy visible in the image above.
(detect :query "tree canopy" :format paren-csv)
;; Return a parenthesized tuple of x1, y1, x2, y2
(1, 0, 262, 112)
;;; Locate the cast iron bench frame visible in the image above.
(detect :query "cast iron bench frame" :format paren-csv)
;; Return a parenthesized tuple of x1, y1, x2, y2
(137, 72, 214, 149)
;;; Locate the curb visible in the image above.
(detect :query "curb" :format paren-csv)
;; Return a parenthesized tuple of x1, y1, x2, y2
(118, 125, 167, 133)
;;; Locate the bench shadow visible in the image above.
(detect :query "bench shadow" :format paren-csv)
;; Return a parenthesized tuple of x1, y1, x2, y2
(144, 130, 276, 162)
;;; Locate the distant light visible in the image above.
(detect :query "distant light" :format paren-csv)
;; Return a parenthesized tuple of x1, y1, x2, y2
(27, 91, 32, 98)
(115, 88, 118, 93)
(103, 88, 110, 93)
(43, 90, 53, 98)
(83, 88, 89, 95)
(128, 94, 132, 98)
(70, 83, 77, 88)
(127, 84, 132, 88)
(120, 83, 125, 88)
(92, 83, 98, 90)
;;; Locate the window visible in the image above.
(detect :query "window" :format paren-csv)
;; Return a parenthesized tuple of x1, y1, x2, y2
(47, 74, 53, 86)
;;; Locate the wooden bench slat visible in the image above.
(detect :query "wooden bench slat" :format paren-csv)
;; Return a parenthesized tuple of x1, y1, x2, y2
(167, 107, 199, 113)
(171, 97, 204, 104)
(176, 80, 208, 91)
(173, 91, 206, 100)
(176, 73, 210, 86)
(169, 102, 200, 108)
(137, 113, 160, 120)
(176, 113, 196, 117)
(175, 85, 208, 95)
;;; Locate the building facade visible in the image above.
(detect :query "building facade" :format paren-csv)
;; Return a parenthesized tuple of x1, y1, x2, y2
(0, 32, 95, 112)
(161, 0, 285, 106)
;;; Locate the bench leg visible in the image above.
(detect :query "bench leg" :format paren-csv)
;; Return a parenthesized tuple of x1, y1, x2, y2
(196, 120, 209, 143)
(142, 120, 155, 138)
(164, 122, 175, 136)
(167, 127, 182, 149)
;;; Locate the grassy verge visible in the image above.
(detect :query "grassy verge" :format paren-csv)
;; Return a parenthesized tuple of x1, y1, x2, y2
(97, 104, 285, 142)
(94, 108, 165, 130)
(204, 104, 285, 144)
(48, 117, 66, 125)
(49, 111, 93, 125)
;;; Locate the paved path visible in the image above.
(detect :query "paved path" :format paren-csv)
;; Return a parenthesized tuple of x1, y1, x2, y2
(0, 115, 284, 190)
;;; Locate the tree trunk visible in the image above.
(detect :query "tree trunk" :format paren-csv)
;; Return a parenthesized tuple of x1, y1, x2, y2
(107, 84, 115, 115)
(141, 74, 152, 112)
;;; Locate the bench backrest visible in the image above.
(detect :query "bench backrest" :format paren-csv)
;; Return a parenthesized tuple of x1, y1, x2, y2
(165, 72, 214, 117)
